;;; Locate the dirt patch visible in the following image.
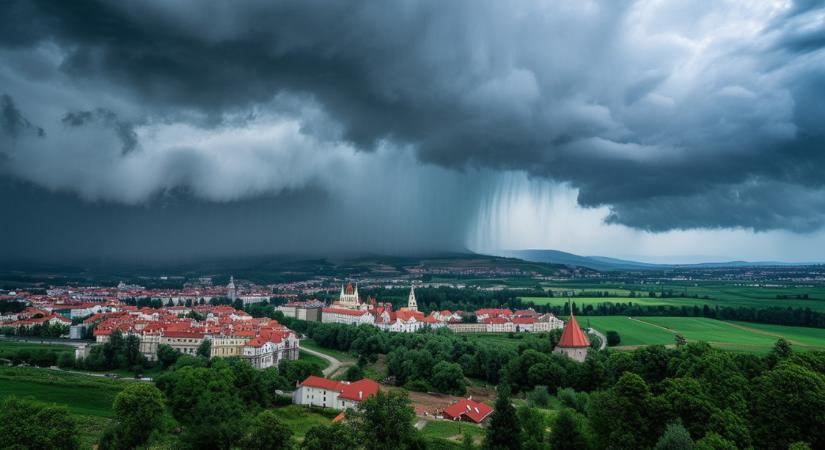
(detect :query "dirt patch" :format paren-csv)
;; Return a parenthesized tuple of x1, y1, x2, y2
(381, 384, 496, 416)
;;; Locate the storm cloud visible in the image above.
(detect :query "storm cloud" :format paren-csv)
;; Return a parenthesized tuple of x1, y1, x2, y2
(1, 0, 825, 260)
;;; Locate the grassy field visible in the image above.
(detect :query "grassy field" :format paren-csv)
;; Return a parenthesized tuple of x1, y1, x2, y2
(0, 366, 129, 449)
(580, 316, 825, 353)
(0, 340, 75, 359)
(270, 405, 337, 439)
(421, 419, 486, 445)
(299, 350, 331, 371)
(300, 338, 356, 363)
(529, 281, 825, 311)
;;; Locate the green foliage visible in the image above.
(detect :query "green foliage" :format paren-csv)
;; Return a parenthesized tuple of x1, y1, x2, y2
(197, 338, 212, 358)
(350, 390, 424, 450)
(0, 396, 79, 450)
(749, 363, 825, 449)
(300, 423, 357, 450)
(654, 422, 694, 450)
(279, 358, 323, 386)
(344, 364, 364, 381)
(102, 383, 166, 450)
(587, 372, 667, 450)
(431, 361, 466, 395)
(694, 433, 737, 450)
(606, 331, 621, 346)
(557, 387, 588, 414)
(549, 408, 592, 450)
(517, 406, 547, 450)
(525, 385, 550, 408)
(483, 384, 520, 450)
(240, 410, 294, 450)
(156, 344, 181, 368)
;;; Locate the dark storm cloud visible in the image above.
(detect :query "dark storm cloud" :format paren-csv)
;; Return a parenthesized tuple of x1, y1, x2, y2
(0, 0, 824, 237)
(1, 94, 44, 140)
(62, 108, 138, 154)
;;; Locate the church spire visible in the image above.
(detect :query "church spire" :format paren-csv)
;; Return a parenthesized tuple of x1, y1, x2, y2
(407, 284, 418, 311)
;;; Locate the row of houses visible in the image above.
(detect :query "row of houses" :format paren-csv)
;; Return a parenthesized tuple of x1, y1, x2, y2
(88, 305, 300, 369)
(277, 284, 566, 334)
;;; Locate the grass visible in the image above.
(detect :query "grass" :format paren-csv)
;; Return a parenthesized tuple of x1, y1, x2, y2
(0, 340, 74, 359)
(528, 281, 825, 311)
(579, 316, 825, 353)
(0, 366, 129, 449)
(300, 338, 356, 363)
(269, 405, 336, 439)
(300, 350, 330, 371)
(421, 420, 486, 445)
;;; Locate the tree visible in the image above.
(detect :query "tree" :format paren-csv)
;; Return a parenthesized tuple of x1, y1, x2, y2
(124, 334, 143, 368)
(526, 385, 550, 408)
(108, 383, 166, 450)
(431, 361, 466, 395)
(301, 423, 357, 450)
(518, 407, 547, 450)
(483, 384, 520, 450)
(749, 363, 825, 449)
(279, 359, 323, 385)
(157, 344, 181, 368)
(197, 338, 212, 358)
(0, 396, 79, 450)
(587, 372, 666, 450)
(549, 409, 591, 450)
(694, 433, 736, 450)
(240, 410, 294, 450)
(350, 390, 424, 450)
(654, 422, 694, 450)
(606, 331, 621, 347)
(344, 364, 364, 382)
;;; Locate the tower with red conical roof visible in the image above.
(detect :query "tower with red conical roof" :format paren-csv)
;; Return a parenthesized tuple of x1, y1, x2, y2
(553, 302, 590, 362)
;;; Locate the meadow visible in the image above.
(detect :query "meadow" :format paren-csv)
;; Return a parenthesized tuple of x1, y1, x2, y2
(578, 316, 825, 353)
(526, 281, 825, 311)
(0, 366, 129, 449)
(0, 340, 74, 359)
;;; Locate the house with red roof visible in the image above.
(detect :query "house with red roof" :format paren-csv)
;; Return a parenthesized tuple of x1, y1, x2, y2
(292, 376, 379, 410)
(442, 398, 494, 423)
(553, 307, 590, 362)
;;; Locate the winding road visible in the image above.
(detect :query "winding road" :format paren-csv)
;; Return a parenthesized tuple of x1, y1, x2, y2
(301, 346, 348, 377)
(588, 327, 607, 351)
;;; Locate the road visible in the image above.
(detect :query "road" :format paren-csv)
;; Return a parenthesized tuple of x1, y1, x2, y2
(301, 346, 348, 377)
(588, 327, 607, 350)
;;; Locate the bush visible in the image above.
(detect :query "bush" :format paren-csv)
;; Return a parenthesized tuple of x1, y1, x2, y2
(606, 331, 621, 347)
(526, 385, 551, 408)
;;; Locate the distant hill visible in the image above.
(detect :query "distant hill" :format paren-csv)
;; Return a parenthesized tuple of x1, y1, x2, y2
(498, 249, 816, 271)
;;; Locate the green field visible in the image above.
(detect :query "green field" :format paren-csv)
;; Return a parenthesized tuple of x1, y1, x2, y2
(270, 405, 337, 439)
(580, 316, 825, 353)
(299, 350, 331, 371)
(421, 419, 486, 445)
(0, 340, 74, 359)
(0, 366, 129, 449)
(300, 339, 356, 363)
(527, 281, 825, 311)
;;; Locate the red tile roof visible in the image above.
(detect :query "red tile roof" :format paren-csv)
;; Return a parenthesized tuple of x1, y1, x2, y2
(298, 376, 379, 403)
(442, 398, 493, 423)
(557, 313, 590, 348)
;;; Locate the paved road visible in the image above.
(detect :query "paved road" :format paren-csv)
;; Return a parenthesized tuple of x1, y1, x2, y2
(301, 346, 348, 377)
(588, 327, 607, 350)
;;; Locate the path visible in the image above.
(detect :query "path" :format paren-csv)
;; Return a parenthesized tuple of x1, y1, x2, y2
(301, 346, 348, 377)
(587, 327, 607, 350)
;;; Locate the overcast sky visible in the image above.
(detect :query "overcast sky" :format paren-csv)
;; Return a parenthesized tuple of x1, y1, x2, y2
(2, 0, 824, 263)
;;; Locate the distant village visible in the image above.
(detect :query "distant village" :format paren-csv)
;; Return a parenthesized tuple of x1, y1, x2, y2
(1, 276, 592, 367)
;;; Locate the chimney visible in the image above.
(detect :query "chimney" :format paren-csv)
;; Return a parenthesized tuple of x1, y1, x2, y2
(358, 391, 363, 400)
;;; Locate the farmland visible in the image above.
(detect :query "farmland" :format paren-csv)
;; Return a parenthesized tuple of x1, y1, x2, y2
(524, 280, 825, 311)
(580, 316, 825, 353)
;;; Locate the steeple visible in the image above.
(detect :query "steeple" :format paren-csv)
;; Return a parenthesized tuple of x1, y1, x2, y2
(407, 285, 418, 311)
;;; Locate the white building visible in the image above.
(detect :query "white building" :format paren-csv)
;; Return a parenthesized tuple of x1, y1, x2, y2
(292, 376, 379, 410)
